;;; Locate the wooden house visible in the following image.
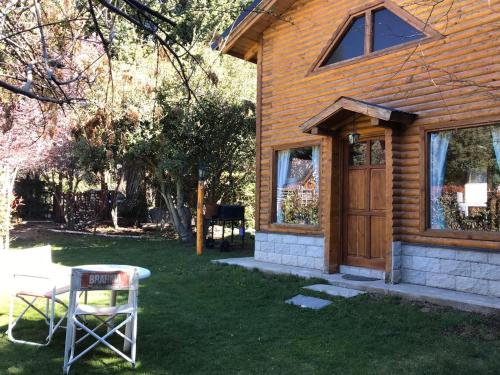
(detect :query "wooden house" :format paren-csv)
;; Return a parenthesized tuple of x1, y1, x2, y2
(216, 0, 500, 296)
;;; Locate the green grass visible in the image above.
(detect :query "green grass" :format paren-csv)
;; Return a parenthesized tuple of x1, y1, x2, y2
(1, 233, 500, 374)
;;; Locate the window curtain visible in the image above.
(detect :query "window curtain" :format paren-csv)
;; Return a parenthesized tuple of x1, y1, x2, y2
(492, 126, 500, 172)
(430, 132, 451, 229)
(276, 150, 291, 223)
(312, 146, 320, 193)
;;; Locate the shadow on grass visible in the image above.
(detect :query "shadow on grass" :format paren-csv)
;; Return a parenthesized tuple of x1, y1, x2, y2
(2, 233, 500, 375)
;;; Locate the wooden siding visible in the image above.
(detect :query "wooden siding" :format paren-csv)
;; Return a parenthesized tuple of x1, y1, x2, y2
(256, 0, 500, 252)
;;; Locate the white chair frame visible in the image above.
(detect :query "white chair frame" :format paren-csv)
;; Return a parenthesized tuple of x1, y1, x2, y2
(63, 268, 139, 374)
(7, 273, 69, 346)
(4, 246, 70, 347)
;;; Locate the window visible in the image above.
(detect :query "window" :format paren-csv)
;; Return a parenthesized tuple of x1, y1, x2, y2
(325, 16, 366, 65)
(372, 8, 424, 52)
(275, 146, 320, 225)
(348, 140, 386, 166)
(320, 4, 431, 67)
(428, 125, 500, 232)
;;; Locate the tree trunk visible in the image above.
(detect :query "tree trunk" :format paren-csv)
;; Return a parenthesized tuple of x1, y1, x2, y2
(0, 165, 18, 251)
(111, 172, 124, 229)
(53, 172, 65, 223)
(159, 179, 194, 242)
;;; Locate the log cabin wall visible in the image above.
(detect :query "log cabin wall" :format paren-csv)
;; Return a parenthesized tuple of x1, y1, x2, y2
(257, 0, 500, 254)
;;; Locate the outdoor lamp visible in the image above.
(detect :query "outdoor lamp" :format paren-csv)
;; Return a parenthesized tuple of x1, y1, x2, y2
(348, 116, 360, 145)
(348, 133, 360, 145)
(198, 163, 208, 181)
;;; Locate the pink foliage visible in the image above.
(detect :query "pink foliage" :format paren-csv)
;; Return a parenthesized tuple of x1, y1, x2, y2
(0, 97, 72, 171)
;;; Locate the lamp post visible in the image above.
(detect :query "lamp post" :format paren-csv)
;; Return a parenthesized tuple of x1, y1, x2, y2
(196, 163, 208, 256)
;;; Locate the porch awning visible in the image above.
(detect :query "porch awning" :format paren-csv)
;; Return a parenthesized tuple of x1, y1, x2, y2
(300, 96, 417, 134)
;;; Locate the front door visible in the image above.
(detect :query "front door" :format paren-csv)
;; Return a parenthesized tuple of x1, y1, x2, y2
(342, 138, 386, 270)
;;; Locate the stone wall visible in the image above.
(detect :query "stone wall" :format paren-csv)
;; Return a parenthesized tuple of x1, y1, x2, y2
(254, 232, 325, 270)
(396, 243, 500, 297)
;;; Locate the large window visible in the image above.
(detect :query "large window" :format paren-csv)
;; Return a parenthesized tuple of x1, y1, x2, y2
(275, 146, 320, 225)
(429, 125, 500, 232)
(322, 5, 427, 67)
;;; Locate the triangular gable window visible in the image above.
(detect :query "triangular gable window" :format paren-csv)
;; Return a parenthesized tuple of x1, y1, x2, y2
(372, 8, 424, 51)
(325, 16, 366, 65)
(317, 1, 440, 69)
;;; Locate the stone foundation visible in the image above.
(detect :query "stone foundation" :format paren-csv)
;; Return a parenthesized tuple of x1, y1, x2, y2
(254, 232, 325, 270)
(394, 243, 500, 297)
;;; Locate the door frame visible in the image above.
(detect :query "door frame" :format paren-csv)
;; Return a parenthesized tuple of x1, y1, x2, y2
(341, 135, 387, 270)
(324, 127, 395, 277)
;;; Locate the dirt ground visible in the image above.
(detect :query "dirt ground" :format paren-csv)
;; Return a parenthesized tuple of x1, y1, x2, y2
(11, 221, 58, 242)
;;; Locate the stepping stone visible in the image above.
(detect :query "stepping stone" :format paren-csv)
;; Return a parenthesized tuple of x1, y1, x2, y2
(304, 284, 366, 298)
(286, 294, 332, 310)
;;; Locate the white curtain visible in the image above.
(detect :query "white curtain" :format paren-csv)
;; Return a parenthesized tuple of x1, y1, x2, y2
(276, 150, 291, 223)
(430, 132, 451, 229)
(492, 126, 500, 173)
(312, 146, 320, 193)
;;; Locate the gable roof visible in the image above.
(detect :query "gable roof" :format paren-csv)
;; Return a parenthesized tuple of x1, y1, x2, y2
(300, 97, 417, 134)
(213, 0, 295, 62)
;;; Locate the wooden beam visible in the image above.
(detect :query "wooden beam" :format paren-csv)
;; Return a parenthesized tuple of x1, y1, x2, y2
(255, 36, 263, 231)
(325, 133, 342, 273)
(310, 127, 336, 136)
(384, 127, 394, 278)
(300, 96, 417, 134)
(370, 118, 412, 128)
(244, 43, 259, 62)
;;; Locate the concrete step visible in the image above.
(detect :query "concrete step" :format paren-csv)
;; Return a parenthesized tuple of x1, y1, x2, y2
(339, 265, 385, 280)
(325, 273, 500, 314)
(213, 257, 500, 314)
(304, 284, 366, 298)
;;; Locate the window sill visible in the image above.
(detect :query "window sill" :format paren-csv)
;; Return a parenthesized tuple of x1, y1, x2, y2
(421, 229, 500, 243)
(266, 224, 323, 236)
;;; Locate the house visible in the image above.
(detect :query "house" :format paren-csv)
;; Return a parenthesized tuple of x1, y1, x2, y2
(216, 0, 500, 298)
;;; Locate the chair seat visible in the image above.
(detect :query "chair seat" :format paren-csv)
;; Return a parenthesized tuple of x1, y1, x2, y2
(75, 303, 135, 316)
(13, 265, 72, 298)
(17, 285, 70, 298)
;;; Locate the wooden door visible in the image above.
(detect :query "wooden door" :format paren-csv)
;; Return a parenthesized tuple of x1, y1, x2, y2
(342, 138, 386, 270)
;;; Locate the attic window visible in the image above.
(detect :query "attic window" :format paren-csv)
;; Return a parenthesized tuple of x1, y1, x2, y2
(372, 8, 424, 51)
(325, 16, 365, 65)
(320, 2, 435, 68)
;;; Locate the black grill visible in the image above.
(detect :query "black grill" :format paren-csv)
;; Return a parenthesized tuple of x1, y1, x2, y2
(217, 205, 245, 221)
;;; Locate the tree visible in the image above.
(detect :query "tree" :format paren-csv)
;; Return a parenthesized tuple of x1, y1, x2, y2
(0, 0, 255, 104)
(127, 92, 255, 242)
(1, 0, 257, 242)
(0, 95, 72, 248)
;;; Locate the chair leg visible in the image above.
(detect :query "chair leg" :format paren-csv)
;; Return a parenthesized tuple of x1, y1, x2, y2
(7, 296, 53, 346)
(63, 316, 76, 375)
(7, 293, 16, 340)
(130, 312, 138, 366)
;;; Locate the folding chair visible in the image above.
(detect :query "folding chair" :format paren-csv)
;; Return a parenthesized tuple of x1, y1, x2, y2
(63, 267, 139, 374)
(5, 246, 70, 346)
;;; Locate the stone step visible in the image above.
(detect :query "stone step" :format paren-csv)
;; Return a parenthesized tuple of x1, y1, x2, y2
(285, 294, 332, 310)
(213, 258, 500, 314)
(339, 265, 385, 280)
(303, 284, 366, 298)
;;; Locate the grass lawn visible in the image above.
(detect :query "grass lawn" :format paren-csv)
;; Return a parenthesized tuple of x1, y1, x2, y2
(1, 233, 500, 374)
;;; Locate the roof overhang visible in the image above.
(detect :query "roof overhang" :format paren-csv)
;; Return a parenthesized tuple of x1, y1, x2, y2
(300, 97, 417, 134)
(213, 0, 296, 63)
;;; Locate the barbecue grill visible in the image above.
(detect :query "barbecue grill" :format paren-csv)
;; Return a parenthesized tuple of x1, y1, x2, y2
(205, 204, 246, 251)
